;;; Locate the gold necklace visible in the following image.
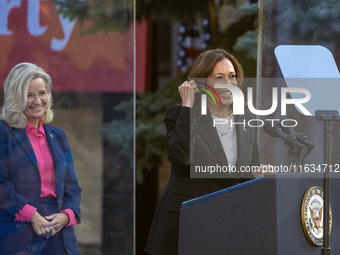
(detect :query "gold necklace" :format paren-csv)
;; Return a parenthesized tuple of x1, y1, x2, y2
(210, 108, 232, 118)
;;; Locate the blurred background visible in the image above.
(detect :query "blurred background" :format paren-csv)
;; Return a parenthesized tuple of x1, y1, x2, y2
(0, 0, 134, 254)
(1, 0, 340, 254)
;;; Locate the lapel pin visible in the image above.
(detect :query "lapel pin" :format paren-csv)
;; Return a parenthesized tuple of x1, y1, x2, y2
(243, 127, 247, 132)
(50, 134, 53, 138)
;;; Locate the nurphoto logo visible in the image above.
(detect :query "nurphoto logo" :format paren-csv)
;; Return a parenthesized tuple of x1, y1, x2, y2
(200, 83, 311, 128)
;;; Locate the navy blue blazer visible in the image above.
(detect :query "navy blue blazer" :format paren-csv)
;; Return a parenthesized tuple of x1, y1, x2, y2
(0, 120, 82, 254)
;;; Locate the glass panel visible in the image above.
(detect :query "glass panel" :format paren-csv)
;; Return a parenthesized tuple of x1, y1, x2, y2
(258, 0, 340, 173)
(0, 1, 134, 254)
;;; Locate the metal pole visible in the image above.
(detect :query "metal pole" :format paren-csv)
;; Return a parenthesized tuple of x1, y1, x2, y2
(322, 120, 331, 255)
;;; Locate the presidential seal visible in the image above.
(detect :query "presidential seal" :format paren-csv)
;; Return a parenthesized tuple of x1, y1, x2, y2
(301, 186, 332, 246)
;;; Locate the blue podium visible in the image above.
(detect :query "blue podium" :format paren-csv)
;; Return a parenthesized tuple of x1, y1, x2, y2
(178, 173, 340, 254)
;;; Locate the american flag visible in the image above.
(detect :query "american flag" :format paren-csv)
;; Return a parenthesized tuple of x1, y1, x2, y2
(176, 4, 219, 74)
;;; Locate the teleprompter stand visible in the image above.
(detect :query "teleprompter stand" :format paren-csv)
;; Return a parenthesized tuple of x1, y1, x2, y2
(315, 110, 340, 255)
(275, 45, 340, 254)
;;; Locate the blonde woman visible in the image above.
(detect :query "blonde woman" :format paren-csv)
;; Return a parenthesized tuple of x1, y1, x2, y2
(0, 63, 81, 255)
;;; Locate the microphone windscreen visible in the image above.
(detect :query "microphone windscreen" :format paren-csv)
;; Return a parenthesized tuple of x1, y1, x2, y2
(263, 122, 279, 137)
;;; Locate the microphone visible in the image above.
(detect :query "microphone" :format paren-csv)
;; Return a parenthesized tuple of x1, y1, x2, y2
(263, 123, 303, 148)
(277, 123, 315, 149)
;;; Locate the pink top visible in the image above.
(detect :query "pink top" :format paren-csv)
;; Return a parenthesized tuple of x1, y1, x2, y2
(14, 122, 76, 227)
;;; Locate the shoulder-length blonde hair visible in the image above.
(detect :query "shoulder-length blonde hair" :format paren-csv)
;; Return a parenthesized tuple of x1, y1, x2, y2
(1, 63, 53, 128)
(189, 48, 244, 109)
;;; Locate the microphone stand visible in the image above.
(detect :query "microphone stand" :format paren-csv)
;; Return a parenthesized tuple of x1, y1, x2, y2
(300, 145, 315, 165)
(315, 110, 340, 255)
(287, 144, 301, 171)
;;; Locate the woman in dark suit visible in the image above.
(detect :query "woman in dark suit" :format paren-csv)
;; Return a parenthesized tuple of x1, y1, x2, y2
(146, 49, 268, 255)
(0, 63, 82, 255)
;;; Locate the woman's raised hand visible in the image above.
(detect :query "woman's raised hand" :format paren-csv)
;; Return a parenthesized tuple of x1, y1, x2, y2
(178, 80, 200, 108)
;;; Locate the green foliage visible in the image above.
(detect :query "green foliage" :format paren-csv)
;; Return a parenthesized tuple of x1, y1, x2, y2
(232, 3, 258, 60)
(234, 30, 258, 60)
(100, 100, 134, 161)
(238, 2, 258, 17)
(53, 0, 88, 21)
(101, 71, 188, 183)
(53, 0, 133, 34)
(135, 71, 189, 183)
(213, 3, 258, 77)
(53, 0, 239, 33)
(277, 0, 340, 42)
